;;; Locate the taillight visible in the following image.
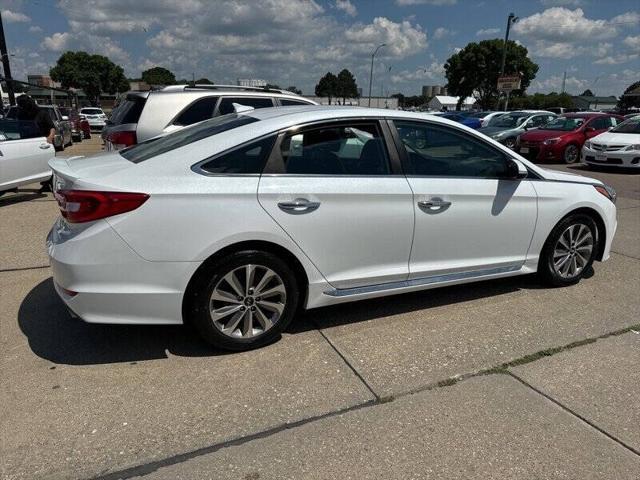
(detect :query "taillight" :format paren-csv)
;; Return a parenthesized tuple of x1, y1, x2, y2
(107, 130, 137, 149)
(54, 190, 149, 223)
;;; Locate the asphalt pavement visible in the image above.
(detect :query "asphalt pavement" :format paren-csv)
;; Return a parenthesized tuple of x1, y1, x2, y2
(1, 138, 639, 479)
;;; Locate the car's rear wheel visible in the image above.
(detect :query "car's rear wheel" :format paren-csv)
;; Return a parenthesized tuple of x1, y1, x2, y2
(563, 144, 579, 163)
(187, 250, 300, 351)
(538, 213, 598, 287)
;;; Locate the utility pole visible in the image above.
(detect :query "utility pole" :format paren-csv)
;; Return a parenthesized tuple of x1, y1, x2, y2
(368, 43, 386, 107)
(561, 71, 567, 94)
(0, 11, 15, 106)
(499, 12, 518, 110)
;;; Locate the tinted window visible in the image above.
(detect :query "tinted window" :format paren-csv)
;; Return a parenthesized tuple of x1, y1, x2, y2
(281, 122, 390, 175)
(218, 97, 274, 115)
(541, 116, 586, 131)
(528, 115, 548, 127)
(394, 121, 509, 178)
(0, 119, 41, 140)
(120, 114, 259, 164)
(279, 99, 312, 106)
(488, 113, 528, 128)
(611, 117, 640, 134)
(590, 117, 610, 130)
(199, 136, 275, 174)
(110, 96, 147, 125)
(173, 96, 219, 126)
(81, 108, 103, 115)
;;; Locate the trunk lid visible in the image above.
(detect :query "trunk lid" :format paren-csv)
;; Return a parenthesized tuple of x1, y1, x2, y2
(49, 151, 134, 191)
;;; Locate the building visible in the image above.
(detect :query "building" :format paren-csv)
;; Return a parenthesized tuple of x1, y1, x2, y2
(427, 95, 475, 111)
(237, 78, 267, 88)
(27, 75, 60, 88)
(305, 96, 399, 109)
(422, 85, 447, 97)
(128, 80, 151, 91)
(572, 95, 618, 111)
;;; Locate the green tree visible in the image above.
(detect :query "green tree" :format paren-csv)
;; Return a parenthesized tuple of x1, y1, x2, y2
(336, 69, 358, 103)
(195, 78, 213, 84)
(315, 72, 338, 104)
(390, 92, 405, 107)
(617, 81, 640, 110)
(444, 39, 538, 110)
(265, 83, 281, 90)
(580, 89, 594, 97)
(141, 66, 176, 86)
(286, 85, 303, 95)
(50, 51, 129, 106)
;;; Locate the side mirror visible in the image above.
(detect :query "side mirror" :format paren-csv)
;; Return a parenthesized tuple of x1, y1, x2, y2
(506, 158, 528, 180)
(61, 115, 69, 121)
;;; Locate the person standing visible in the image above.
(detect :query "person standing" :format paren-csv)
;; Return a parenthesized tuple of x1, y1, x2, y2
(15, 94, 56, 144)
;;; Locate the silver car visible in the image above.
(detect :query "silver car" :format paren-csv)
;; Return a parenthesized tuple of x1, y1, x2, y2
(479, 111, 556, 149)
(103, 84, 318, 150)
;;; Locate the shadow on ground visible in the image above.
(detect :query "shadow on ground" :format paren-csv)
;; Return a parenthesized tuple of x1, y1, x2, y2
(20, 270, 591, 365)
(0, 189, 47, 206)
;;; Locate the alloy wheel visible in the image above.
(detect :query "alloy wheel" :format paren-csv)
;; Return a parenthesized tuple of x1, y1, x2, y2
(209, 264, 287, 338)
(505, 138, 516, 149)
(553, 224, 593, 279)
(564, 145, 579, 163)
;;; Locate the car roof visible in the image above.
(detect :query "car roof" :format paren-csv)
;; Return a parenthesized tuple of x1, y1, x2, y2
(563, 112, 609, 118)
(149, 85, 309, 101)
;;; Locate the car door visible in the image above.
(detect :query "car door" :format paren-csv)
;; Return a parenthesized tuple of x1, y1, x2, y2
(390, 119, 537, 279)
(0, 121, 52, 189)
(258, 119, 414, 289)
(585, 117, 611, 138)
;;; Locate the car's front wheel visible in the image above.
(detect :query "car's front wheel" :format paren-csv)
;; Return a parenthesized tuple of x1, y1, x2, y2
(187, 250, 300, 350)
(538, 213, 598, 287)
(504, 137, 517, 149)
(563, 144, 579, 163)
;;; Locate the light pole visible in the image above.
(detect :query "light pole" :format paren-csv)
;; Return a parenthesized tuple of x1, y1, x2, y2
(368, 43, 386, 107)
(499, 12, 518, 110)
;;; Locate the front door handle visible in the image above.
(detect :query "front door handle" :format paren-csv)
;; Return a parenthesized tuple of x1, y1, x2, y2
(39, 143, 52, 149)
(278, 198, 320, 214)
(418, 199, 451, 209)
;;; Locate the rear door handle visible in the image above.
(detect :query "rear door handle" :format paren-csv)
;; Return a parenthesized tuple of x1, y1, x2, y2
(278, 198, 320, 214)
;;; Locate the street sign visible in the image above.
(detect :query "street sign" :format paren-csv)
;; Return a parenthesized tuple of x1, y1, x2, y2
(497, 75, 521, 93)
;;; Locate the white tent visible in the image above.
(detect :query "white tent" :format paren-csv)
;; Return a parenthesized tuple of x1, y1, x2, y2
(428, 95, 476, 111)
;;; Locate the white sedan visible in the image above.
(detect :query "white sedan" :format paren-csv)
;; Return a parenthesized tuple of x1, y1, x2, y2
(79, 107, 107, 129)
(582, 115, 640, 168)
(47, 106, 617, 350)
(0, 119, 53, 194)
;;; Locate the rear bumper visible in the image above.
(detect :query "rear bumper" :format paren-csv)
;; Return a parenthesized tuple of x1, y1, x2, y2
(47, 217, 200, 325)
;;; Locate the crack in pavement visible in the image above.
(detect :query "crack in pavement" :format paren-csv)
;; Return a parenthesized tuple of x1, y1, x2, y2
(87, 323, 640, 480)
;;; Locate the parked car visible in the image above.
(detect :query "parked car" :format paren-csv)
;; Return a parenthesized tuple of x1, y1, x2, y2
(582, 115, 640, 168)
(624, 112, 640, 120)
(6, 104, 72, 151)
(516, 113, 624, 164)
(79, 107, 107, 130)
(547, 107, 580, 115)
(47, 106, 617, 350)
(463, 111, 507, 128)
(433, 112, 482, 129)
(102, 84, 318, 150)
(479, 111, 556, 149)
(0, 119, 53, 194)
(58, 107, 90, 142)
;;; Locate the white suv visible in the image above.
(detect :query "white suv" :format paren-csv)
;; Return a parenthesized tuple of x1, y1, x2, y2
(47, 106, 617, 351)
(103, 85, 317, 150)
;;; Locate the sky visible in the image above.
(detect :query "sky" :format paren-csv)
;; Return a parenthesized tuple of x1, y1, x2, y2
(1, 0, 638, 97)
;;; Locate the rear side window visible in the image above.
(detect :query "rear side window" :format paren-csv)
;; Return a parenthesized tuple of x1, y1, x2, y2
(110, 97, 147, 125)
(173, 96, 219, 126)
(279, 99, 312, 106)
(199, 136, 276, 174)
(218, 97, 274, 115)
(120, 114, 259, 164)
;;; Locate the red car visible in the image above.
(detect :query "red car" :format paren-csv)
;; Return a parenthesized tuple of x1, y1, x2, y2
(59, 107, 91, 141)
(516, 113, 624, 163)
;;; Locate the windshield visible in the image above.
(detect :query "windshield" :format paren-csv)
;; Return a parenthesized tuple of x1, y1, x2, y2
(540, 117, 586, 131)
(488, 114, 528, 128)
(120, 113, 259, 163)
(610, 117, 640, 134)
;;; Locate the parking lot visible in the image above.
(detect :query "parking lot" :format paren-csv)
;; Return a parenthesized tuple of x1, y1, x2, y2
(1, 137, 639, 479)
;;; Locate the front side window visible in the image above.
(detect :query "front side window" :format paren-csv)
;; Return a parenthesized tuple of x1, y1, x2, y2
(279, 99, 313, 106)
(0, 119, 41, 140)
(199, 136, 275, 174)
(173, 96, 219, 126)
(394, 121, 509, 178)
(218, 97, 275, 115)
(280, 122, 390, 175)
(528, 115, 548, 127)
(120, 114, 259, 164)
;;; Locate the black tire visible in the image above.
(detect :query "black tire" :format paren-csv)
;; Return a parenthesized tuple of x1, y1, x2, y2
(54, 143, 64, 152)
(538, 213, 598, 287)
(563, 144, 579, 164)
(504, 137, 517, 149)
(186, 250, 300, 351)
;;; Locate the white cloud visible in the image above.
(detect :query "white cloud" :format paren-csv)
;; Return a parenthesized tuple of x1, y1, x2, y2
(41, 32, 71, 52)
(594, 53, 639, 65)
(395, 0, 456, 5)
(391, 61, 445, 84)
(476, 28, 500, 37)
(623, 35, 640, 51)
(531, 74, 589, 93)
(433, 27, 454, 39)
(344, 17, 427, 57)
(334, 0, 356, 17)
(2, 9, 30, 22)
(28, 25, 42, 33)
(513, 8, 617, 42)
(610, 11, 640, 25)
